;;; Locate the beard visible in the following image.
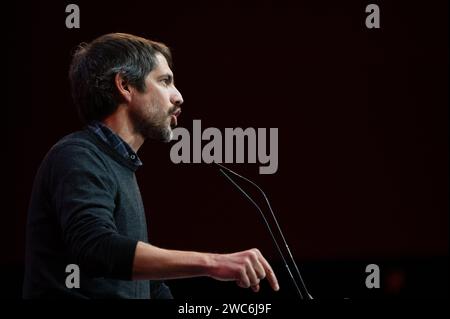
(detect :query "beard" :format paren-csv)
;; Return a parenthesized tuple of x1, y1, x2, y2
(129, 104, 177, 143)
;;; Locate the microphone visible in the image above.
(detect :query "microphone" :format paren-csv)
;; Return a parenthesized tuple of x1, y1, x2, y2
(214, 162, 313, 300)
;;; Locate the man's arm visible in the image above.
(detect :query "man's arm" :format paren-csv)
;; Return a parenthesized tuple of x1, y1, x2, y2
(133, 241, 279, 292)
(52, 144, 138, 280)
(51, 143, 279, 292)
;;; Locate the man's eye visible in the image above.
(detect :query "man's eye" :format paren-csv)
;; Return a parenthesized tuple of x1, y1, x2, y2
(161, 78, 170, 85)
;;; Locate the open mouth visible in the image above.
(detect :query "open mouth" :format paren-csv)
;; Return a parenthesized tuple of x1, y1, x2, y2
(170, 108, 181, 128)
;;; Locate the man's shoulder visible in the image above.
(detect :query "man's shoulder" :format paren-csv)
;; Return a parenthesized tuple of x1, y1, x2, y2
(32, 129, 119, 191)
(45, 129, 104, 164)
(41, 128, 135, 174)
(53, 129, 94, 149)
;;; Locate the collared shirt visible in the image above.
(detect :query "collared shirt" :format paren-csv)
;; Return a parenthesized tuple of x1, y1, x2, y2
(87, 121, 143, 167)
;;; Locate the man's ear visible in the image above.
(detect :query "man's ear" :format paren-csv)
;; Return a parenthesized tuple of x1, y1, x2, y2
(114, 73, 132, 103)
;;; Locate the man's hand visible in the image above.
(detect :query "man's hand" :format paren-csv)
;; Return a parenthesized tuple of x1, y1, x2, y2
(208, 248, 279, 292)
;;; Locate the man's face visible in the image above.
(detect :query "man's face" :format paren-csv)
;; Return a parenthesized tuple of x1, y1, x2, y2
(128, 53, 183, 142)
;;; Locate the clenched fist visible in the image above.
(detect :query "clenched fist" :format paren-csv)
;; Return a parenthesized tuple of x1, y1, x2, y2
(207, 248, 279, 292)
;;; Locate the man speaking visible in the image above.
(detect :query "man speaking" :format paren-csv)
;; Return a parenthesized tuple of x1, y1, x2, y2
(23, 33, 279, 299)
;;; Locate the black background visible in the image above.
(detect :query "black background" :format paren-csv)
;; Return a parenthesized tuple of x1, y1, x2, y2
(5, 0, 448, 299)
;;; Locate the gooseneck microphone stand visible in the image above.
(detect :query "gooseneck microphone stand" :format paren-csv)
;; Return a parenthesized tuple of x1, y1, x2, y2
(215, 163, 313, 300)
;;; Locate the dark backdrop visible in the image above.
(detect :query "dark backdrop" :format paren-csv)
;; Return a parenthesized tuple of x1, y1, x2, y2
(5, 0, 448, 299)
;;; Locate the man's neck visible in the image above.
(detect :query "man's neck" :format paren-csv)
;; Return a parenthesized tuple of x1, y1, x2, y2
(102, 105, 144, 153)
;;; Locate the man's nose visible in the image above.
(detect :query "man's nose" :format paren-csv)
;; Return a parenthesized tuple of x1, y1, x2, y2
(171, 87, 184, 107)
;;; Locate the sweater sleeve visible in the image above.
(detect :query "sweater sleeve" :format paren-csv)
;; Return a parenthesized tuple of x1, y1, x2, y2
(50, 143, 138, 280)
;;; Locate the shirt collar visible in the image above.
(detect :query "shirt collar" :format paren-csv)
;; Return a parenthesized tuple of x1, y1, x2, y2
(87, 121, 143, 167)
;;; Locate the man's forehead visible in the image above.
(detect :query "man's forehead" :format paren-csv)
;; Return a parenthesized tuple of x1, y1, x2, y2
(151, 53, 173, 76)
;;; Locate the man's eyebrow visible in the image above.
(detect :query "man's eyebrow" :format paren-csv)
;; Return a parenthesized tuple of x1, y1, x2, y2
(158, 73, 174, 83)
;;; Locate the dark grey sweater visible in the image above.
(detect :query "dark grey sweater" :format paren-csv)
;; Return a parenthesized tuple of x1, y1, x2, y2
(23, 129, 172, 299)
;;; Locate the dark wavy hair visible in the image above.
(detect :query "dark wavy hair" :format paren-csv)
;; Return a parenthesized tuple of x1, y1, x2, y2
(69, 33, 172, 123)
